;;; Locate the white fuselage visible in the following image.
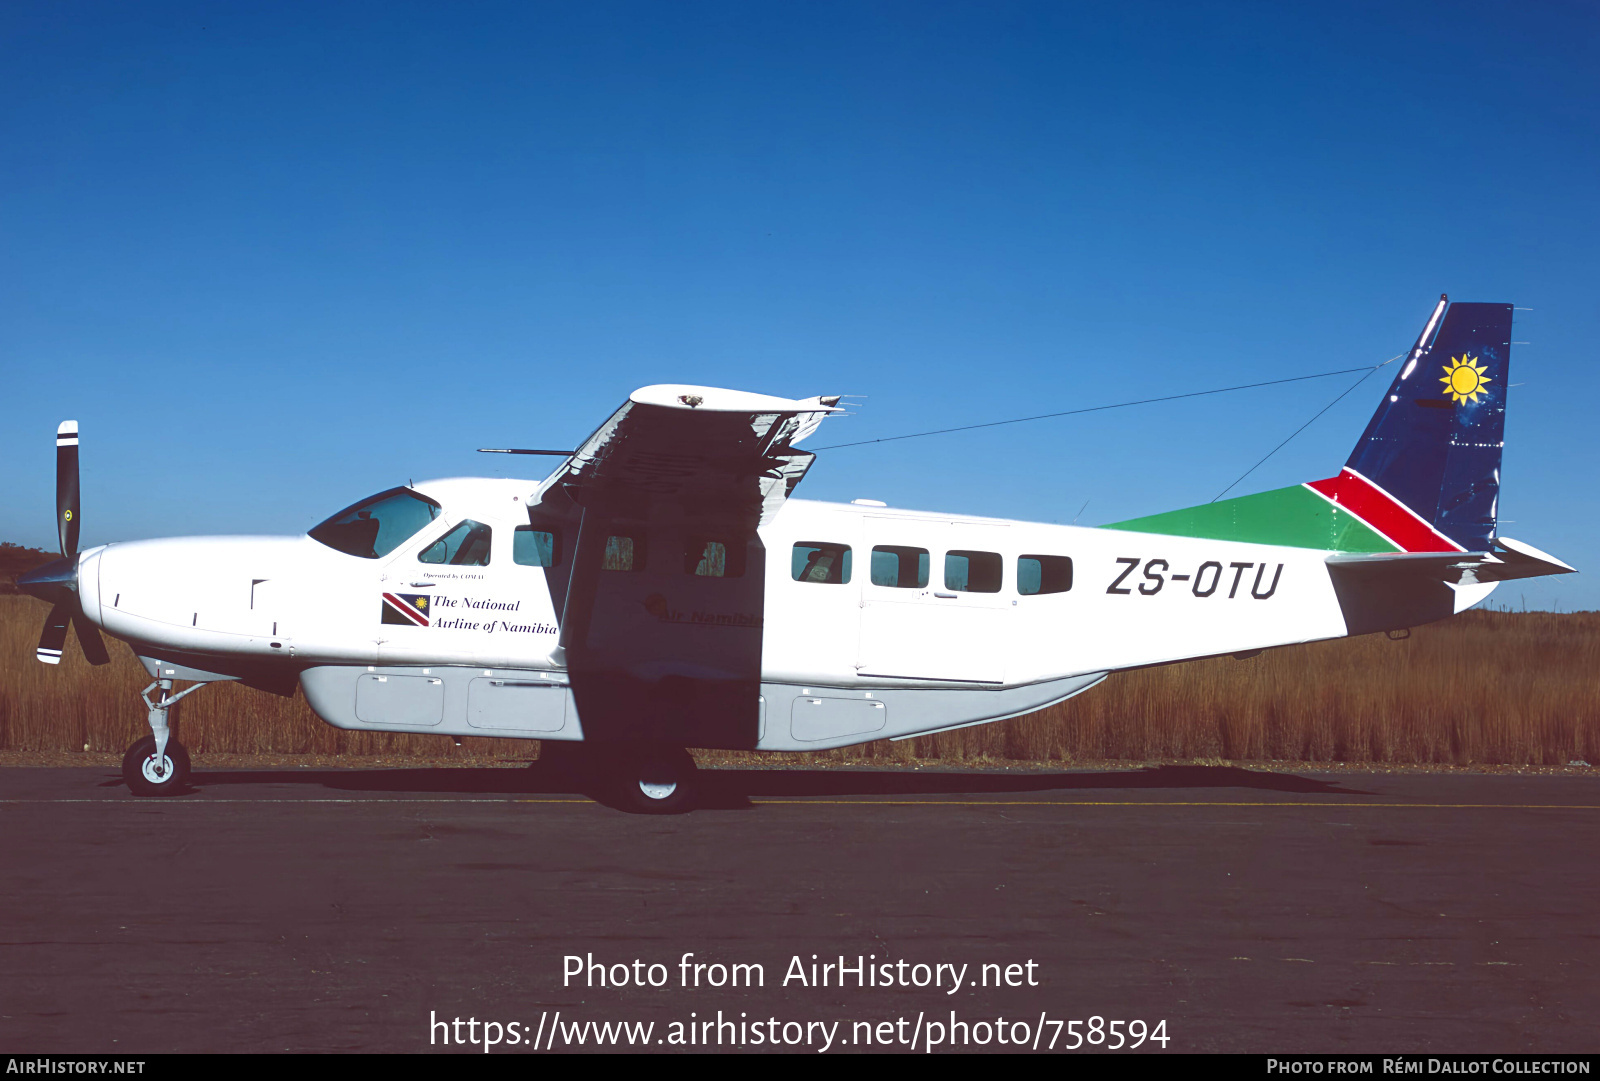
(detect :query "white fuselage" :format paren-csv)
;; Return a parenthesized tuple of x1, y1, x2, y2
(68, 477, 1495, 751)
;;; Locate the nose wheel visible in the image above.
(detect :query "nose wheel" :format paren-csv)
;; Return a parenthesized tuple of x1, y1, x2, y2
(122, 735, 191, 796)
(122, 675, 207, 796)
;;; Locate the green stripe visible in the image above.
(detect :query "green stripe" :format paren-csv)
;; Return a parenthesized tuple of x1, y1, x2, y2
(1101, 484, 1399, 551)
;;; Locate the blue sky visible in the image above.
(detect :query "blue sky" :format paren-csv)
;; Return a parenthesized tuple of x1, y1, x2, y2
(3, 1, 1596, 609)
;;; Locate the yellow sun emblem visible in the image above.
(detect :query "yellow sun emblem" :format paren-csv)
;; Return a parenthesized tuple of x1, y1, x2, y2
(1440, 354, 1491, 404)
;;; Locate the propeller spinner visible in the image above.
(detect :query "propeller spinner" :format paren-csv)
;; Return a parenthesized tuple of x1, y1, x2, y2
(17, 421, 110, 666)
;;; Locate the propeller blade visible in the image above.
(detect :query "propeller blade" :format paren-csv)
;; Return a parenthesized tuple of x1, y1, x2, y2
(56, 421, 80, 559)
(72, 613, 110, 666)
(37, 601, 71, 665)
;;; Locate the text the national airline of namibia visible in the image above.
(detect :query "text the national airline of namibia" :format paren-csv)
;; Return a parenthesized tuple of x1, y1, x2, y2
(430, 596, 558, 634)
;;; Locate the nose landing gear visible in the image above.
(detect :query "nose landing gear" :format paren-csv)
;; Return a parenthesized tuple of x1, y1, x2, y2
(120, 677, 204, 796)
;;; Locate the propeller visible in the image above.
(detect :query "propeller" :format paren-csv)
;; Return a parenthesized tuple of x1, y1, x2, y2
(57, 419, 79, 558)
(18, 421, 110, 666)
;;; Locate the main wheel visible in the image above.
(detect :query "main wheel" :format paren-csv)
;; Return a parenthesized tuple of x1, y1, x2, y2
(122, 735, 191, 797)
(615, 746, 698, 815)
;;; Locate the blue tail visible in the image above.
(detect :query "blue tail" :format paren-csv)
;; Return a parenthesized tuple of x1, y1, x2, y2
(1343, 295, 1512, 551)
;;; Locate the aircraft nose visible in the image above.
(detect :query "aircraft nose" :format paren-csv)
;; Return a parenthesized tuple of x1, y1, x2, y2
(17, 557, 76, 603)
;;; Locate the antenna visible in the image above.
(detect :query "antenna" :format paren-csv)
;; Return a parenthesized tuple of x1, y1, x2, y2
(477, 448, 574, 456)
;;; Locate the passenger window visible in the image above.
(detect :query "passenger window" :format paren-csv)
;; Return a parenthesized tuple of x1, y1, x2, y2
(1017, 554, 1073, 595)
(871, 545, 929, 588)
(602, 532, 646, 572)
(418, 520, 493, 566)
(685, 537, 744, 577)
(513, 526, 559, 567)
(946, 550, 1003, 593)
(792, 542, 852, 584)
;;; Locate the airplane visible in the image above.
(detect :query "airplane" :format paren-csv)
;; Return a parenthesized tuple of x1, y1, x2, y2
(17, 295, 1575, 812)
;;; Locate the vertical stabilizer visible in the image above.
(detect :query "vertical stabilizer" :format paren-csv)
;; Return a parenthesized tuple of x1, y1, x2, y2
(1105, 296, 1514, 554)
(1338, 297, 1511, 551)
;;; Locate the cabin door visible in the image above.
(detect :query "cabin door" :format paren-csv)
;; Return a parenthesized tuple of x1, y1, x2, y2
(856, 519, 1010, 684)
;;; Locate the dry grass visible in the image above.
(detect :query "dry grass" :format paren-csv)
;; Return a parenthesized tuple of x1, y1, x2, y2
(2, 596, 1597, 766)
(894, 608, 1600, 768)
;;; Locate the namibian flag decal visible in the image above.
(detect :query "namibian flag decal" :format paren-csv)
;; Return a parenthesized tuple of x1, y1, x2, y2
(381, 593, 431, 627)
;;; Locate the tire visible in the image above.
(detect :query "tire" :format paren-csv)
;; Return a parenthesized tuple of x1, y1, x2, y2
(614, 746, 698, 815)
(122, 735, 191, 797)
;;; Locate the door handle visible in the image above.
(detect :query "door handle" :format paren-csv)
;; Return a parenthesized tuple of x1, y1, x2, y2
(407, 582, 437, 588)
(934, 592, 957, 599)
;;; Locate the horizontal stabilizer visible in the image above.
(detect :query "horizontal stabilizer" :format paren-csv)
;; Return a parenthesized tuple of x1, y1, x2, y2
(1475, 536, 1577, 583)
(1326, 537, 1575, 584)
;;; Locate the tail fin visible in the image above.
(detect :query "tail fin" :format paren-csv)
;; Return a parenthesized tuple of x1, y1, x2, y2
(1316, 295, 1511, 552)
(1106, 295, 1513, 553)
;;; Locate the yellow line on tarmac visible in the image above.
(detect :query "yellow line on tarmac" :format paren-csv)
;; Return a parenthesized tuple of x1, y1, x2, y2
(0, 798, 1594, 810)
(0, 798, 591, 805)
(746, 799, 1600, 809)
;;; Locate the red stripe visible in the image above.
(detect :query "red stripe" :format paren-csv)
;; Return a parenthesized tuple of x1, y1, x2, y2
(383, 593, 429, 626)
(1305, 470, 1461, 553)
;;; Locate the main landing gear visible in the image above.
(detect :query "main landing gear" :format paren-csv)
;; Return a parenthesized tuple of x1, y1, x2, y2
(615, 746, 699, 815)
(539, 742, 700, 814)
(120, 677, 204, 796)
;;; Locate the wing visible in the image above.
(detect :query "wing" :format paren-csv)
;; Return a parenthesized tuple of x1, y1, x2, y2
(527, 385, 841, 750)
(533, 384, 842, 524)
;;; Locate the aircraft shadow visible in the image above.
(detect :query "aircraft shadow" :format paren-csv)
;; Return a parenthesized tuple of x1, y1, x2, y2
(117, 761, 1374, 809)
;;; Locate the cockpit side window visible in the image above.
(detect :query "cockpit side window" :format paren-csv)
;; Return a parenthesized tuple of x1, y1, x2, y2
(419, 520, 493, 566)
(513, 526, 559, 567)
(308, 488, 442, 559)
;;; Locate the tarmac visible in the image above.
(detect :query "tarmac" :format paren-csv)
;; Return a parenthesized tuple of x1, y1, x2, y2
(0, 762, 1595, 1053)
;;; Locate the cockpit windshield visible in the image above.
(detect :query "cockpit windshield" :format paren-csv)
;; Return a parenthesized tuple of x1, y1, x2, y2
(308, 487, 442, 559)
